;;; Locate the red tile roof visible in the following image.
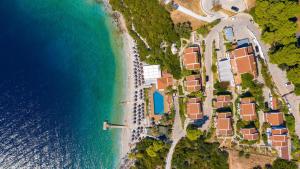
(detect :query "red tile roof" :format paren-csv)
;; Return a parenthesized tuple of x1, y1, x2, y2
(187, 98, 203, 120)
(271, 128, 288, 135)
(240, 103, 257, 121)
(264, 112, 284, 126)
(183, 47, 201, 70)
(214, 95, 231, 109)
(270, 135, 288, 147)
(157, 72, 173, 91)
(230, 46, 257, 84)
(240, 97, 255, 104)
(217, 95, 231, 102)
(216, 112, 232, 136)
(185, 74, 202, 92)
(240, 128, 259, 141)
(279, 146, 289, 160)
(217, 112, 232, 118)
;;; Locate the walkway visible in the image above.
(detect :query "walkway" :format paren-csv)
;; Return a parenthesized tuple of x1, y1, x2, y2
(176, 5, 223, 23)
(165, 96, 187, 169)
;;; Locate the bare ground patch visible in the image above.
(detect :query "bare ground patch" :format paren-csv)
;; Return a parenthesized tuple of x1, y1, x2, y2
(171, 10, 206, 30)
(245, 0, 256, 10)
(228, 149, 275, 169)
(173, 0, 206, 16)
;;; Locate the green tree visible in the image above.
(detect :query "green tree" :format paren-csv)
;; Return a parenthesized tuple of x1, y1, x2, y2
(241, 73, 255, 89)
(287, 67, 300, 84)
(175, 22, 192, 39)
(186, 126, 203, 141)
(271, 158, 297, 169)
(294, 84, 300, 95)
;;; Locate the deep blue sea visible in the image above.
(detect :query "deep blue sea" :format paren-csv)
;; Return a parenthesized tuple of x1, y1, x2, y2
(0, 0, 125, 168)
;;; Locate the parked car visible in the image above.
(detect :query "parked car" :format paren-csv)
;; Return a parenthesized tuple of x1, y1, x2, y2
(287, 103, 292, 111)
(285, 81, 292, 86)
(231, 6, 239, 12)
(206, 75, 209, 82)
(255, 46, 259, 53)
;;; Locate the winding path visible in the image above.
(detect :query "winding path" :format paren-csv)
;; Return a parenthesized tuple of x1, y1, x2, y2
(165, 96, 188, 169)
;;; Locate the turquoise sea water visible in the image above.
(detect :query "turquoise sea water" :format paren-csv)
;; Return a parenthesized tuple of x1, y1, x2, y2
(0, 0, 125, 168)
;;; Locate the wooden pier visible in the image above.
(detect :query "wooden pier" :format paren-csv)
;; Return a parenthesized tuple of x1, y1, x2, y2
(103, 121, 127, 130)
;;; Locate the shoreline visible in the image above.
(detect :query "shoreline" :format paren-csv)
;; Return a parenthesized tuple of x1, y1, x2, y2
(101, 0, 136, 167)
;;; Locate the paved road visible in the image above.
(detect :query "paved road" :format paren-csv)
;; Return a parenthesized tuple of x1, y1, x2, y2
(165, 96, 186, 169)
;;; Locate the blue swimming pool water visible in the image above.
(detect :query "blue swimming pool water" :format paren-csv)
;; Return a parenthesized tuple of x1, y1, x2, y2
(153, 91, 165, 115)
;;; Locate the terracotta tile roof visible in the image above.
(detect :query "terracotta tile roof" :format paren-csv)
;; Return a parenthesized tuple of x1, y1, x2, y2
(217, 112, 231, 118)
(230, 46, 257, 85)
(240, 97, 255, 104)
(183, 47, 201, 70)
(217, 118, 233, 136)
(264, 112, 284, 126)
(240, 103, 257, 121)
(271, 128, 288, 135)
(185, 74, 202, 92)
(217, 95, 231, 102)
(214, 102, 232, 109)
(187, 98, 203, 120)
(240, 128, 259, 141)
(214, 95, 231, 109)
(270, 135, 288, 147)
(157, 72, 173, 91)
(279, 146, 289, 160)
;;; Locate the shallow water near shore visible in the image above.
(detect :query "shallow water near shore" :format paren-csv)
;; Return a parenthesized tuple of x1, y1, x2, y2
(0, 0, 125, 168)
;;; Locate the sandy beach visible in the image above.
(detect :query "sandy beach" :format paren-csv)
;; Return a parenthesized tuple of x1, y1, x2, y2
(102, 1, 143, 167)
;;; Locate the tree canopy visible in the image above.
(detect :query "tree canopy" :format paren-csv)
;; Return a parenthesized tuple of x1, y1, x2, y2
(251, 0, 300, 94)
(129, 138, 170, 169)
(172, 137, 229, 169)
(186, 125, 204, 141)
(109, 0, 182, 79)
(271, 158, 298, 169)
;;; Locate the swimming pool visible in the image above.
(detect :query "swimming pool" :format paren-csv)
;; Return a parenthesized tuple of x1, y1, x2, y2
(153, 91, 165, 115)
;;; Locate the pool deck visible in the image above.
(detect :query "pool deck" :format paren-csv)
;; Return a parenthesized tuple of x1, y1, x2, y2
(148, 84, 172, 122)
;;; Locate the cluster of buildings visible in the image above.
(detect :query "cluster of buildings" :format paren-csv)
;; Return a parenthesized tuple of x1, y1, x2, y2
(213, 26, 291, 160)
(182, 46, 204, 122)
(264, 97, 289, 160)
(143, 65, 175, 123)
(238, 97, 259, 141)
(219, 28, 258, 86)
(213, 95, 233, 137)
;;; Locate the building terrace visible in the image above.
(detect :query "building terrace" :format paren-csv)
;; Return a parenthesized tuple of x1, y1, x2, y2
(239, 97, 257, 121)
(216, 112, 233, 137)
(213, 95, 232, 109)
(183, 46, 201, 71)
(186, 98, 203, 120)
(230, 45, 257, 85)
(184, 74, 202, 92)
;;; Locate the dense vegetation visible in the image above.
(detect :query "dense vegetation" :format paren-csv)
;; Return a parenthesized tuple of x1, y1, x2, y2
(172, 136, 229, 169)
(129, 138, 170, 169)
(251, 0, 300, 94)
(186, 125, 203, 141)
(110, 0, 182, 78)
(270, 158, 298, 169)
(175, 22, 192, 39)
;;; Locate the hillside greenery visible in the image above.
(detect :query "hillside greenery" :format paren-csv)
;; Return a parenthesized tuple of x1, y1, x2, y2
(271, 158, 298, 169)
(172, 136, 229, 169)
(109, 0, 182, 78)
(251, 0, 300, 94)
(129, 138, 170, 169)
